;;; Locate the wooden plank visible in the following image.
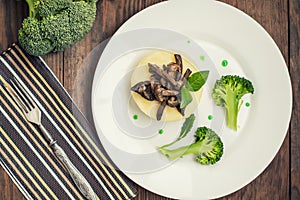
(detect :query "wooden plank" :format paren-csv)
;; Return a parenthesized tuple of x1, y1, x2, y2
(0, 0, 26, 51)
(290, 0, 300, 199)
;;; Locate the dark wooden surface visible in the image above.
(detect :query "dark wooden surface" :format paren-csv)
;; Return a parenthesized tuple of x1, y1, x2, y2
(0, 0, 298, 199)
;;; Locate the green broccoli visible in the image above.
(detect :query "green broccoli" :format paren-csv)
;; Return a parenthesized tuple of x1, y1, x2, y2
(18, 0, 98, 56)
(212, 75, 254, 131)
(157, 127, 224, 165)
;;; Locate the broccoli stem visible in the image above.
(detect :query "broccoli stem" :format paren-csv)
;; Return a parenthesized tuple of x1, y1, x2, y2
(26, 0, 36, 18)
(157, 145, 190, 160)
(157, 142, 203, 161)
(158, 139, 180, 149)
(225, 90, 239, 131)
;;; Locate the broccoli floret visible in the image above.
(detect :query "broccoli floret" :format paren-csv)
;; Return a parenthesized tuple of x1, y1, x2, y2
(68, 1, 97, 43)
(18, 0, 98, 56)
(41, 9, 72, 51)
(34, 0, 72, 18)
(18, 17, 54, 55)
(212, 75, 254, 131)
(157, 127, 224, 165)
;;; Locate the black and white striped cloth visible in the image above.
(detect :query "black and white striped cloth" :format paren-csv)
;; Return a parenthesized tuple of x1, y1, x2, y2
(0, 43, 137, 200)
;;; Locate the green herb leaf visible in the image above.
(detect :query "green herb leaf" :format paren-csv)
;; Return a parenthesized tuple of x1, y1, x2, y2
(187, 70, 209, 91)
(178, 113, 195, 140)
(180, 86, 193, 109)
(158, 114, 195, 149)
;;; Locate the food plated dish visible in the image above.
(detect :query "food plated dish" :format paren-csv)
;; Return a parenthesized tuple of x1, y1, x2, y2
(91, 0, 292, 199)
(130, 50, 205, 122)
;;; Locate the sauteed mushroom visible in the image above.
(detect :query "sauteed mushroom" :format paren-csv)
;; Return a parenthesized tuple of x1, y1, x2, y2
(131, 81, 155, 101)
(167, 96, 179, 107)
(131, 54, 192, 120)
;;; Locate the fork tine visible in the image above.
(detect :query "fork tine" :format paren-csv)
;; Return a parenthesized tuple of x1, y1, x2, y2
(4, 83, 29, 114)
(12, 79, 36, 108)
(10, 80, 34, 111)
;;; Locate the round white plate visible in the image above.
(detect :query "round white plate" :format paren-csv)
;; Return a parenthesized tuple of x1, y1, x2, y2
(92, 0, 292, 199)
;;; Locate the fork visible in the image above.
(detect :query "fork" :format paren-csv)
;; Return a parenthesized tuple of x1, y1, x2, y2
(5, 79, 96, 200)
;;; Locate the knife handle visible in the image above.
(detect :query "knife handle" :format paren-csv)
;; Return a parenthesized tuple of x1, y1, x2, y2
(51, 142, 96, 200)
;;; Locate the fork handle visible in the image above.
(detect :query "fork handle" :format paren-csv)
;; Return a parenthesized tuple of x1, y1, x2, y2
(39, 125, 96, 200)
(51, 142, 97, 200)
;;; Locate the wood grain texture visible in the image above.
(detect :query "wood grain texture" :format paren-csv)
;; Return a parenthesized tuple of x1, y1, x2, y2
(290, 0, 300, 200)
(0, 0, 297, 199)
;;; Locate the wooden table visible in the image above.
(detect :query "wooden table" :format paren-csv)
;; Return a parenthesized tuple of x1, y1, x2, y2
(0, 0, 299, 199)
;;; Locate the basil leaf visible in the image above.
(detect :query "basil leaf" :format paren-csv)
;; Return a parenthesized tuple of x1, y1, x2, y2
(158, 114, 195, 149)
(178, 113, 195, 140)
(187, 70, 209, 91)
(180, 86, 193, 109)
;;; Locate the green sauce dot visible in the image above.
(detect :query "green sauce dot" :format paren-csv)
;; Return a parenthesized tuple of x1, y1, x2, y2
(221, 60, 228, 67)
(133, 114, 138, 120)
(187, 40, 191, 44)
(158, 129, 164, 134)
(200, 55, 205, 61)
(208, 115, 213, 120)
(245, 102, 251, 107)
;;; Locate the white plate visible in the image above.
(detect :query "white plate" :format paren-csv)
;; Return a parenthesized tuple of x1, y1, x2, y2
(92, 0, 292, 199)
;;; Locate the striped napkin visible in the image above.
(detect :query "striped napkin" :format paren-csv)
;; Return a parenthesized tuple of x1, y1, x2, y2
(0, 43, 137, 200)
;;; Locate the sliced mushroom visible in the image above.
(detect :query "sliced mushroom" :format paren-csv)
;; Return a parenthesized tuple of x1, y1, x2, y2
(154, 85, 166, 102)
(173, 70, 182, 81)
(148, 63, 179, 88)
(132, 54, 194, 120)
(157, 100, 167, 120)
(164, 63, 181, 83)
(161, 90, 179, 97)
(177, 68, 192, 89)
(177, 106, 185, 116)
(131, 81, 155, 101)
(131, 81, 147, 92)
(182, 68, 192, 82)
(174, 54, 183, 73)
(150, 74, 160, 82)
(160, 77, 168, 88)
(167, 63, 181, 72)
(167, 96, 179, 107)
(150, 80, 158, 91)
